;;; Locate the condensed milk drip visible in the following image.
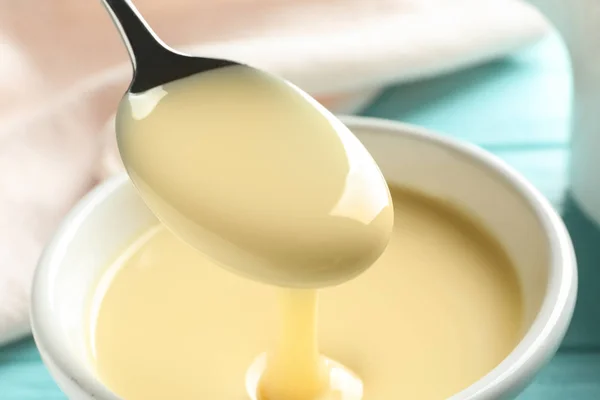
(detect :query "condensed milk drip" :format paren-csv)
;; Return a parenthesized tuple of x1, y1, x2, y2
(250, 290, 363, 400)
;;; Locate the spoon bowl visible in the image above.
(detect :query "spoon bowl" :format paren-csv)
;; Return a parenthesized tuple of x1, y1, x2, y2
(102, 0, 394, 288)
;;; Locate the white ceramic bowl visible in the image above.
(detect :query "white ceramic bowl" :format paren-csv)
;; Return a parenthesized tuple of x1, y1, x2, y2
(30, 116, 577, 400)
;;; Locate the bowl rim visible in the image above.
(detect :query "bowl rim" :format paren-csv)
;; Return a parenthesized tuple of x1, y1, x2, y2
(30, 115, 577, 400)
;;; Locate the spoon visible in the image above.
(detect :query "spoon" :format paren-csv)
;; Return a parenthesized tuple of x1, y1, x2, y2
(101, 0, 394, 288)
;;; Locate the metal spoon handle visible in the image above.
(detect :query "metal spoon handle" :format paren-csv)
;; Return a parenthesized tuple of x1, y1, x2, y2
(101, 0, 175, 71)
(101, 0, 238, 93)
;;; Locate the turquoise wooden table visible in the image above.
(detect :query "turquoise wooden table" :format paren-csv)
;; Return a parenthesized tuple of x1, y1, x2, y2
(2, 33, 599, 399)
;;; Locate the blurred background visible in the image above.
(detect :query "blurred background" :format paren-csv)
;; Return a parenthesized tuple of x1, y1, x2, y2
(1, 0, 599, 398)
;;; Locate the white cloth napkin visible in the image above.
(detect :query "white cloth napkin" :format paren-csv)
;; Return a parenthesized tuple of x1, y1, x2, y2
(0, 0, 548, 346)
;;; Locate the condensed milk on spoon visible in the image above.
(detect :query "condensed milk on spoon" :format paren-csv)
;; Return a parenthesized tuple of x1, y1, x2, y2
(117, 65, 394, 289)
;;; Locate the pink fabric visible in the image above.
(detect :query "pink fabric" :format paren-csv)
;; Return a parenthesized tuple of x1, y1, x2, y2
(0, 0, 548, 345)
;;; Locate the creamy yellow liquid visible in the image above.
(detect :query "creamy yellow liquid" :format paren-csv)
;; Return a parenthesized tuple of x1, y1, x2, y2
(90, 188, 522, 400)
(116, 64, 394, 289)
(253, 288, 363, 400)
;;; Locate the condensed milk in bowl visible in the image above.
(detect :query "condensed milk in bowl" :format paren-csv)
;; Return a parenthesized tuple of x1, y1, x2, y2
(31, 117, 576, 400)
